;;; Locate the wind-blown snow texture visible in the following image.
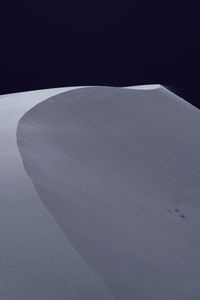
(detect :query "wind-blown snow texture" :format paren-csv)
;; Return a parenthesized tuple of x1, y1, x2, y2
(17, 86, 200, 299)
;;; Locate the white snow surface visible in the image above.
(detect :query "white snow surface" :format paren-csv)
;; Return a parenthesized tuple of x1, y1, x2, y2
(126, 84, 161, 90)
(1, 85, 200, 299)
(0, 86, 115, 300)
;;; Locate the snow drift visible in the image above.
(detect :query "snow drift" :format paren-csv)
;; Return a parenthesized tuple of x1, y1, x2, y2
(16, 86, 200, 299)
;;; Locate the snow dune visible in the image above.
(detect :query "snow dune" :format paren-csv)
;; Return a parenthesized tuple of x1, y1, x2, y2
(16, 86, 200, 299)
(0, 86, 115, 300)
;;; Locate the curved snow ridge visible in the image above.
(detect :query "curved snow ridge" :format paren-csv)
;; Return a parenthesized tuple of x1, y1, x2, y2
(17, 86, 200, 300)
(0, 86, 116, 300)
(126, 84, 162, 90)
(0, 84, 161, 98)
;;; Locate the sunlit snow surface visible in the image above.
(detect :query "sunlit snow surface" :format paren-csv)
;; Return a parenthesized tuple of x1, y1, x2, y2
(126, 84, 161, 90)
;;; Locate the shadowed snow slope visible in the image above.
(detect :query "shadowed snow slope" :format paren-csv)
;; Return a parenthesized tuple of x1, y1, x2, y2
(17, 86, 200, 299)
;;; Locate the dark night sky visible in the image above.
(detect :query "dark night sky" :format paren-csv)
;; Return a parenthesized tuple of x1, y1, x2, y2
(0, 1, 199, 107)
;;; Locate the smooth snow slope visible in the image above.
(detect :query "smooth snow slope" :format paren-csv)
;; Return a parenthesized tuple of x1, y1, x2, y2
(0, 86, 115, 300)
(17, 86, 200, 299)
